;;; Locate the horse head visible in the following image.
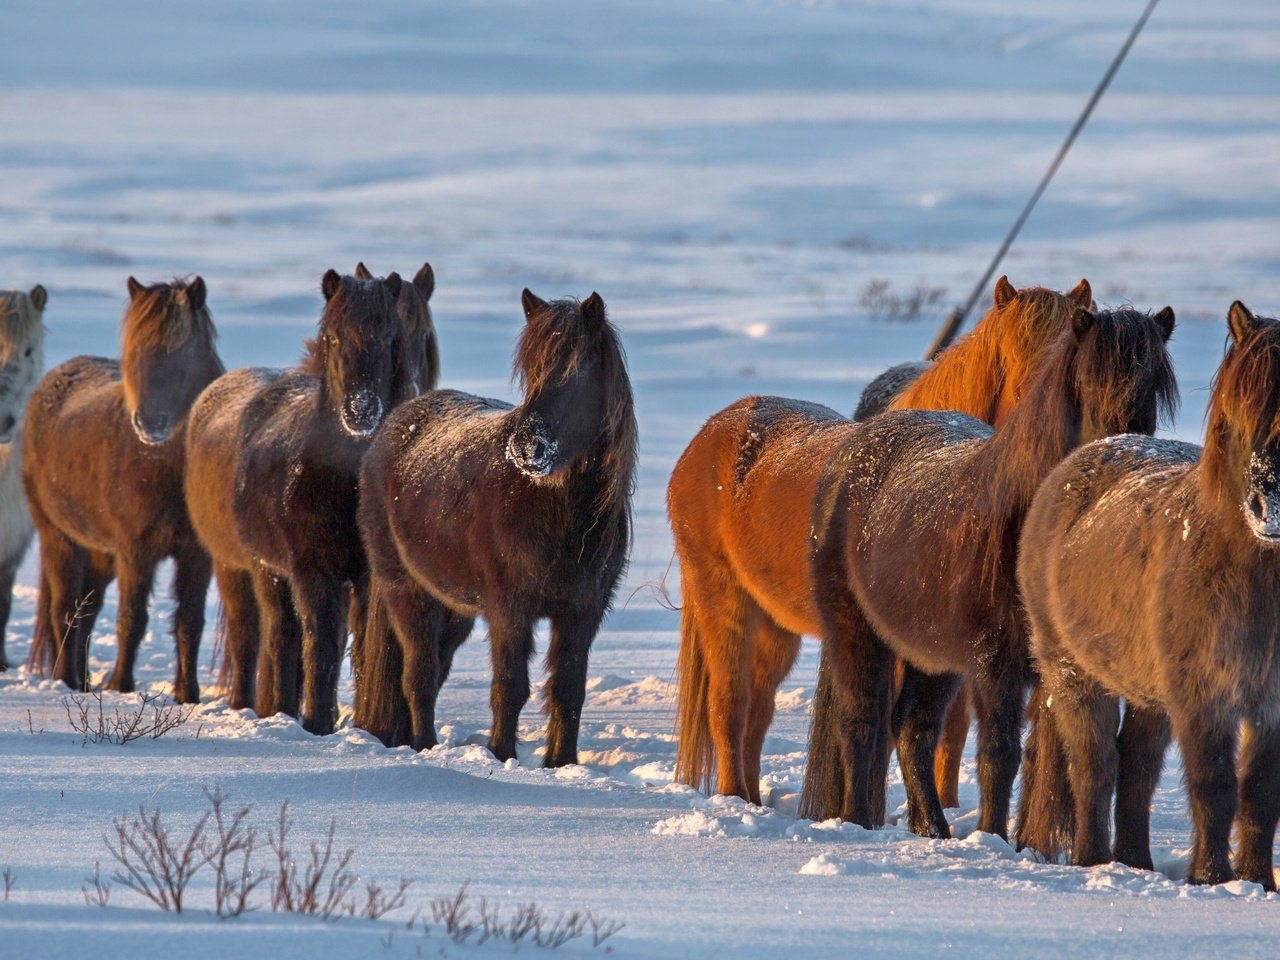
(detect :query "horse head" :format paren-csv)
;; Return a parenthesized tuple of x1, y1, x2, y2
(0, 285, 46, 444)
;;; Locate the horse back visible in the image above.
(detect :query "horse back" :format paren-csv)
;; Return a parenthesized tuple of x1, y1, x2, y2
(668, 395, 853, 637)
(24, 356, 190, 554)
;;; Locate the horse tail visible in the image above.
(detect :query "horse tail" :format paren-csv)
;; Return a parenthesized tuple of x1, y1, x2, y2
(799, 648, 846, 820)
(351, 577, 407, 747)
(26, 565, 53, 673)
(1015, 683, 1074, 860)
(673, 592, 714, 794)
(210, 600, 230, 690)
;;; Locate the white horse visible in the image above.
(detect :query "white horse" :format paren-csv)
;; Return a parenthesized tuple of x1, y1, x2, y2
(0, 285, 46, 669)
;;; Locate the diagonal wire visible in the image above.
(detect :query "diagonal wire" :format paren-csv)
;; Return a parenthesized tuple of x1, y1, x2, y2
(924, 0, 1162, 360)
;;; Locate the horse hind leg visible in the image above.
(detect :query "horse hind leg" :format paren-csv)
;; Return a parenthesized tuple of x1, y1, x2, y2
(1045, 675, 1120, 867)
(971, 664, 1032, 840)
(383, 581, 449, 752)
(934, 683, 970, 809)
(1234, 720, 1280, 891)
(216, 565, 260, 710)
(894, 664, 962, 838)
(1112, 702, 1170, 871)
(0, 560, 16, 670)
(104, 557, 159, 694)
(41, 533, 91, 690)
(742, 618, 801, 805)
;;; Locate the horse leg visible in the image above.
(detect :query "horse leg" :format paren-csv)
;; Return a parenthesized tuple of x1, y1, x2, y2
(894, 665, 961, 838)
(742, 619, 801, 805)
(1048, 682, 1120, 866)
(104, 558, 158, 694)
(692, 579, 757, 800)
(44, 535, 90, 690)
(485, 612, 534, 762)
(435, 614, 474, 691)
(170, 546, 211, 704)
(1112, 703, 1171, 871)
(971, 666, 1030, 840)
(216, 565, 260, 710)
(1174, 710, 1237, 886)
(0, 561, 16, 670)
(252, 569, 301, 719)
(934, 683, 970, 808)
(1234, 721, 1280, 891)
(381, 581, 445, 752)
(292, 572, 345, 736)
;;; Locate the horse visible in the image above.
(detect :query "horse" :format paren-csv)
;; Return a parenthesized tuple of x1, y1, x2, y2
(1015, 302, 1280, 890)
(0, 285, 46, 670)
(800, 305, 1177, 840)
(844, 276, 1094, 809)
(354, 290, 636, 765)
(24, 277, 223, 702)
(184, 269, 406, 732)
(355, 261, 439, 398)
(669, 277, 1092, 806)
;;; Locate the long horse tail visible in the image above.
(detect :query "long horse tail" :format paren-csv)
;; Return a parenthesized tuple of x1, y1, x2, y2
(1014, 683, 1074, 860)
(673, 592, 714, 794)
(799, 648, 846, 820)
(26, 566, 53, 673)
(351, 577, 407, 747)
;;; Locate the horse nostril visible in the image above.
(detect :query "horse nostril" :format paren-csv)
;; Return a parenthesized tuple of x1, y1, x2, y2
(1250, 490, 1268, 521)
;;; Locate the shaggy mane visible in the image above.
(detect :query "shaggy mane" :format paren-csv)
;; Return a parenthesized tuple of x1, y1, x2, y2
(121, 278, 216, 358)
(1203, 313, 1280, 508)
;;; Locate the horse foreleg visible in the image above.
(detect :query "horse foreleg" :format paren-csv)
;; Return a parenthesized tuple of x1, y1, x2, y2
(1235, 721, 1280, 891)
(292, 572, 345, 736)
(543, 608, 608, 768)
(216, 565, 260, 710)
(971, 667, 1030, 840)
(251, 568, 301, 720)
(104, 558, 157, 694)
(170, 545, 211, 704)
(1175, 710, 1237, 886)
(1113, 703, 1170, 871)
(485, 612, 534, 762)
(1045, 674, 1119, 867)
(742, 619, 801, 805)
(934, 683, 970, 808)
(894, 665, 961, 838)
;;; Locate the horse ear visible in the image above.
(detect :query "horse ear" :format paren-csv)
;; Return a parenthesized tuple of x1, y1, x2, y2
(186, 276, 207, 312)
(322, 269, 342, 301)
(1069, 278, 1092, 309)
(521, 288, 547, 322)
(413, 262, 434, 302)
(993, 275, 1016, 309)
(582, 292, 606, 332)
(354, 262, 374, 280)
(28, 285, 47, 312)
(127, 276, 145, 301)
(1228, 301, 1259, 345)
(383, 272, 403, 300)
(1071, 307, 1096, 341)
(1154, 305, 1175, 342)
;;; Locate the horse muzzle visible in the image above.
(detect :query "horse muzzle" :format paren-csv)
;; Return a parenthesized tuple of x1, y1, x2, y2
(131, 410, 173, 446)
(1245, 489, 1280, 544)
(505, 418, 559, 478)
(341, 389, 384, 437)
(0, 413, 16, 445)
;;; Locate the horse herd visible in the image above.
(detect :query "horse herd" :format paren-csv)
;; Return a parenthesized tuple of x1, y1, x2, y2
(0, 271, 1276, 892)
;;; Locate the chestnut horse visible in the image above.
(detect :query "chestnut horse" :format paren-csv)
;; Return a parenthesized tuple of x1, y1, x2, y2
(184, 269, 406, 731)
(354, 291, 635, 765)
(847, 277, 1093, 807)
(25, 277, 223, 701)
(800, 306, 1177, 838)
(669, 277, 1091, 805)
(0, 285, 46, 670)
(1016, 303, 1280, 890)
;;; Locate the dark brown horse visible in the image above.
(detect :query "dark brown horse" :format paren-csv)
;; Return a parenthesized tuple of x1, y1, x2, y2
(846, 276, 1093, 808)
(801, 306, 1177, 839)
(355, 261, 439, 399)
(25, 277, 223, 701)
(669, 278, 1091, 805)
(354, 290, 635, 765)
(1017, 302, 1280, 890)
(184, 269, 404, 731)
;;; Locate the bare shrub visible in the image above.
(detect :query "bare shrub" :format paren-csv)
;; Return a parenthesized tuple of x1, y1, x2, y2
(82, 861, 111, 908)
(430, 883, 476, 942)
(859, 278, 947, 323)
(268, 802, 357, 920)
(105, 806, 211, 912)
(203, 786, 264, 918)
(358, 878, 412, 920)
(423, 885, 621, 949)
(63, 688, 194, 746)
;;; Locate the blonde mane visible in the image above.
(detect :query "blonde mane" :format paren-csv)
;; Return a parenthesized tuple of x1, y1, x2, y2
(0, 288, 45, 365)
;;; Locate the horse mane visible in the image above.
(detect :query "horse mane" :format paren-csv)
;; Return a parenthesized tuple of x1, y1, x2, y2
(299, 274, 394, 377)
(0, 289, 44, 365)
(1202, 312, 1280, 510)
(891, 284, 1086, 420)
(971, 307, 1178, 582)
(514, 297, 638, 553)
(399, 283, 440, 392)
(121, 278, 216, 358)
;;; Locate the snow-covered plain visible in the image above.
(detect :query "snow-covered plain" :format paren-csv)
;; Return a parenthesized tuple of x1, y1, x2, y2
(2, 1, 1280, 956)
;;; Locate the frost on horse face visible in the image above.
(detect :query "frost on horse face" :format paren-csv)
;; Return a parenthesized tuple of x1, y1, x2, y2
(1245, 449, 1280, 543)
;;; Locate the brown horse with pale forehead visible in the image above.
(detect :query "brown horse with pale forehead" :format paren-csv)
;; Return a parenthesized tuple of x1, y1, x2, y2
(668, 276, 1091, 804)
(1016, 303, 1280, 890)
(25, 277, 223, 701)
(801, 306, 1177, 838)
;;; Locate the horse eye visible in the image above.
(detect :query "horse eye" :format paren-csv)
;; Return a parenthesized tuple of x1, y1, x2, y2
(23, 347, 31, 358)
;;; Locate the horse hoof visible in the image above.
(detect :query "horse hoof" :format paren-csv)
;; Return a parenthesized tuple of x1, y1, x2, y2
(104, 677, 135, 694)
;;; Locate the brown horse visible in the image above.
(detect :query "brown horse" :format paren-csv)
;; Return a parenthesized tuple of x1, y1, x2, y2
(1016, 303, 1280, 890)
(847, 276, 1093, 808)
(355, 261, 439, 399)
(184, 269, 405, 730)
(800, 306, 1177, 839)
(354, 291, 635, 765)
(25, 277, 223, 702)
(669, 277, 1091, 805)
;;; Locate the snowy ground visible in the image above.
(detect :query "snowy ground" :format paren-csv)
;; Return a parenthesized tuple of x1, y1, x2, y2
(2, 1, 1280, 957)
